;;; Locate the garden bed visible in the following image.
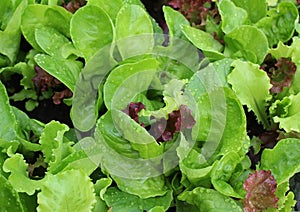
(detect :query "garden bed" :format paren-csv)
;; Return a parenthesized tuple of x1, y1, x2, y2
(0, 0, 300, 211)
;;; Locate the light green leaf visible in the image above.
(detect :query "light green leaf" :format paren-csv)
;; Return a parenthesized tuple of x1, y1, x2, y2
(87, 0, 123, 23)
(112, 175, 169, 199)
(34, 54, 81, 92)
(0, 29, 20, 66)
(0, 0, 23, 30)
(70, 5, 114, 61)
(71, 43, 117, 132)
(256, 2, 298, 47)
(272, 182, 297, 212)
(37, 169, 96, 212)
(218, 0, 248, 34)
(103, 187, 173, 212)
(116, 4, 154, 59)
(163, 6, 189, 40)
(211, 58, 234, 87)
(0, 174, 24, 212)
(39, 121, 73, 173)
(273, 93, 300, 132)
(94, 177, 113, 200)
(290, 38, 300, 94)
(260, 138, 300, 184)
(112, 110, 164, 159)
(104, 58, 159, 109)
(94, 112, 168, 198)
(224, 25, 269, 64)
(228, 60, 272, 128)
(178, 187, 243, 211)
(35, 26, 77, 58)
(181, 25, 224, 61)
(268, 41, 293, 60)
(0, 0, 26, 64)
(3, 154, 41, 195)
(231, 0, 267, 23)
(39, 121, 69, 163)
(0, 80, 17, 141)
(49, 137, 100, 175)
(177, 88, 247, 185)
(177, 133, 213, 185)
(21, 4, 72, 51)
(211, 151, 243, 198)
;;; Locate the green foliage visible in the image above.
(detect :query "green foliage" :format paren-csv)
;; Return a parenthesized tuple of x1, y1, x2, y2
(178, 187, 243, 211)
(37, 169, 96, 212)
(228, 60, 272, 128)
(0, 0, 300, 211)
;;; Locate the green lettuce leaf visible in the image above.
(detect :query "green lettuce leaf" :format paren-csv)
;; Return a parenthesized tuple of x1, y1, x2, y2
(87, 0, 123, 23)
(103, 58, 159, 109)
(0, 80, 17, 141)
(35, 26, 79, 58)
(94, 111, 168, 198)
(3, 153, 42, 195)
(231, 0, 267, 23)
(37, 169, 96, 212)
(268, 41, 293, 60)
(218, 0, 248, 34)
(94, 177, 113, 200)
(260, 138, 300, 185)
(0, 0, 26, 65)
(272, 181, 296, 212)
(290, 38, 300, 94)
(181, 25, 224, 61)
(0, 0, 23, 30)
(70, 5, 113, 61)
(163, 6, 189, 40)
(177, 87, 247, 185)
(256, 2, 298, 47)
(112, 109, 164, 159)
(71, 42, 117, 132)
(0, 174, 24, 211)
(178, 187, 243, 211)
(224, 25, 268, 64)
(34, 53, 81, 92)
(272, 93, 300, 132)
(116, 4, 154, 59)
(228, 60, 272, 128)
(211, 151, 243, 198)
(21, 4, 72, 51)
(103, 187, 173, 212)
(39, 120, 74, 173)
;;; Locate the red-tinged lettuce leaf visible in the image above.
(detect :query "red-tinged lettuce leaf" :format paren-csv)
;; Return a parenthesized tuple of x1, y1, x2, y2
(122, 102, 146, 124)
(167, 0, 219, 28)
(266, 57, 296, 94)
(243, 170, 278, 212)
(148, 105, 196, 142)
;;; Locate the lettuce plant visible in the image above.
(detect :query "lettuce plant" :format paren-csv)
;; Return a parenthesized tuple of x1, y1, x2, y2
(0, 0, 300, 211)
